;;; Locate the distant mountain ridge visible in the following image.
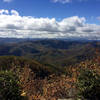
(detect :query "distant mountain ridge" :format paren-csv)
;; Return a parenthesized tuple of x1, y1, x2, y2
(0, 37, 100, 44)
(0, 38, 99, 67)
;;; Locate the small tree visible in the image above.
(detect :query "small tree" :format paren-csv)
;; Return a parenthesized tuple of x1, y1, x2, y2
(77, 69, 100, 100)
(0, 71, 23, 100)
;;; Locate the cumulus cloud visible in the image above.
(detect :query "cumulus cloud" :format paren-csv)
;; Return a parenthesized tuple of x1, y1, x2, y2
(0, 9, 9, 15)
(3, 0, 12, 3)
(11, 10, 19, 16)
(0, 9, 100, 39)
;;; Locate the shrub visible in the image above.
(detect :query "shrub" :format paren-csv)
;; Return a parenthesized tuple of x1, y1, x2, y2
(77, 69, 100, 100)
(0, 71, 23, 100)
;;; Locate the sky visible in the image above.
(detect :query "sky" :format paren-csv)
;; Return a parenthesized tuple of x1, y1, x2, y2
(0, 0, 100, 39)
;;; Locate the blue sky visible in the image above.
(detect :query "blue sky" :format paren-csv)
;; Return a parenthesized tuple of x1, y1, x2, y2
(0, 0, 100, 39)
(0, 0, 100, 23)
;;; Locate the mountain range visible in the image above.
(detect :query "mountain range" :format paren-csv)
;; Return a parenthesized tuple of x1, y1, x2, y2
(0, 38, 99, 67)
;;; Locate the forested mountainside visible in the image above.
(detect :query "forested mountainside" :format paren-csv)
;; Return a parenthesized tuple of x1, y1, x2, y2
(0, 39, 99, 67)
(1, 39, 100, 100)
(1, 55, 100, 100)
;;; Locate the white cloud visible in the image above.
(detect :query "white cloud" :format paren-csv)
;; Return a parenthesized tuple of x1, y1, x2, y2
(0, 9, 9, 15)
(3, 0, 12, 3)
(52, 0, 71, 4)
(11, 10, 19, 16)
(0, 9, 100, 39)
(52, 0, 88, 4)
(97, 16, 100, 20)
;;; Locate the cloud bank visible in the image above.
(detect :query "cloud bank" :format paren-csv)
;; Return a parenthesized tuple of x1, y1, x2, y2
(0, 9, 100, 39)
